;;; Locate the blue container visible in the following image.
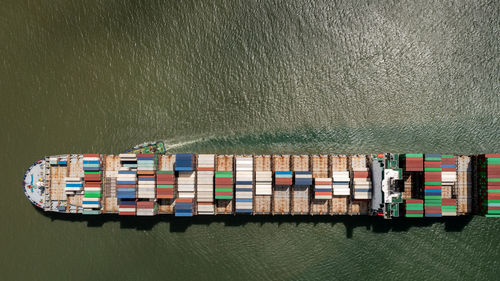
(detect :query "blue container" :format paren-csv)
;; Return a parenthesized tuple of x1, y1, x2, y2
(119, 200, 136, 205)
(235, 188, 252, 192)
(441, 164, 456, 168)
(235, 209, 253, 213)
(236, 198, 252, 202)
(116, 188, 135, 192)
(235, 181, 253, 185)
(83, 167, 100, 171)
(425, 192, 442, 196)
(276, 171, 292, 175)
(118, 171, 137, 174)
(295, 171, 312, 175)
(66, 183, 83, 187)
(354, 188, 371, 192)
(175, 212, 193, 217)
(425, 213, 442, 217)
(425, 189, 441, 193)
(315, 188, 332, 192)
(295, 179, 313, 185)
(425, 154, 442, 158)
(333, 181, 350, 185)
(117, 181, 137, 185)
(138, 177, 155, 181)
(83, 160, 100, 164)
(175, 166, 193, 171)
(117, 193, 136, 199)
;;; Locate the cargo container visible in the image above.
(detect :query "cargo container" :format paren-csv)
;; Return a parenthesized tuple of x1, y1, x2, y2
(310, 155, 329, 215)
(235, 156, 253, 214)
(196, 154, 215, 215)
(254, 155, 272, 214)
(215, 155, 233, 214)
(291, 155, 310, 215)
(272, 155, 291, 215)
(330, 155, 349, 215)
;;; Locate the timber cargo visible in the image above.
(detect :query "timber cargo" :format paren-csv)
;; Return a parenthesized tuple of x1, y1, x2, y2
(23, 143, 495, 219)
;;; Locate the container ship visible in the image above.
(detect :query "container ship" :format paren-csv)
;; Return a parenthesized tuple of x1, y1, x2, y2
(23, 142, 500, 218)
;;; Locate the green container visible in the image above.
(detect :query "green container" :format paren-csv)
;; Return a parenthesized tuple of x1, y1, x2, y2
(424, 167, 442, 172)
(84, 171, 102, 174)
(488, 199, 500, 203)
(406, 214, 423, 218)
(425, 196, 442, 200)
(425, 157, 442, 161)
(84, 193, 102, 198)
(406, 154, 423, 158)
(215, 171, 233, 178)
(157, 170, 174, 174)
(487, 158, 500, 165)
(215, 188, 233, 192)
(487, 210, 500, 214)
(487, 189, 500, 193)
(215, 195, 233, 199)
(424, 182, 442, 186)
(442, 206, 457, 211)
(487, 178, 500, 183)
(442, 155, 455, 158)
(406, 205, 424, 211)
(156, 184, 174, 189)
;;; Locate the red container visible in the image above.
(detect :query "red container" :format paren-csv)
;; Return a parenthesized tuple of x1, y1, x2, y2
(486, 154, 500, 158)
(156, 180, 174, 185)
(176, 198, 193, 203)
(315, 192, 332, 196)
(157, 195, 174, 199)
(353, 171, 370, 178)
(425, 186, 442, 190)
(137, 153, 154, 157)
(198, 167, 215, 171)
(406, 210, 424, 214)
(83, 154, 100, 157)
(84, 175, 101, 182)
(315, 180, 332, 185)
(215, 184, 233, 189)
(442, 168, 456, 172)
(137, 202, 155, 208)
(275, 179, 292, 185)
(488, 194, 500, 199)
(425, 175, 442, 182)
(406, 199, 424, 204)
(85, 182, 102, 187)
(118, 211, 136, 216)
(215, 192, 233, 196)
(138, 170, 156, 175)
(488, 182, 500, 187)
(215, 178, 233, 184)
(424, 162, 442, 168)
(488, 206, 500, 210)
(441, 199, 456, 205)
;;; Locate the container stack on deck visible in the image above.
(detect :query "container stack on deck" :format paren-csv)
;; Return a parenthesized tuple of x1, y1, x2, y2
(117, 154, 138, 215)
(65, 177, 83, 195)
(330, 155, 349, 215)
(424, 154, 442, 217)
(311, 155, 330, 214)
(235, 156, 253, 214)
(136, 154, 156, 216)
(156, 171, 175, 199)
(405, 199, 424, 217)
(482, 155, 500, 217)
(457, 156, 472, 215)
(156, 155, 176, 214)
(273, 155, 291, 214)
(254, 155, 272, 214)
(292, 155, 311, 215)
(215, 155, 234, 214)
(441, 155, 457, 200)
(197, 154, 215, 215)
(441, 199, 457, 216)
(404, 154, 424, 171)
(352, 162, 372, 199)
(82, 154, 102, 214)
(175, 153, 195, 217)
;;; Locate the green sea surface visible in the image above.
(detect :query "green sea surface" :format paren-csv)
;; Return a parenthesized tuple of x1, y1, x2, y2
(1, 0, 499, 280)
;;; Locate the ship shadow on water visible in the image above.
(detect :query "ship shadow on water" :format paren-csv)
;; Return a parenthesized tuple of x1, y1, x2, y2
(34, 206, 473, 238)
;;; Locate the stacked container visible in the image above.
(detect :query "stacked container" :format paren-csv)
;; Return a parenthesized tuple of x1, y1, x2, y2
(175, 198, 193, 216)
(292, 155, 311, 215)
(215, 155, 234, 214)
(137, 201, 156, 216)
(314, 178, 332, 199)
(235, 156, 253, 214)
(64, 177, 83, 195)
(254, 155, 272, 214)
(197, 154, 215, 215)
(156, 171, 174, 199)
(175, 153, 193, 171)
(484, 155, 500, 217)
(137, 154, 156, 199)
(404, 154, 424, 171)
(275, 171, 292, 185)
(215, 171, 233, 199)
(405, 199, 424, 218)
(457, 156, 472, 215)
(82, 154, 102, 214)
(311, 155, 330, 214)
(117, 154, 137, 215)
(424, 154, 442, 217)
(441, 199, 457, 216)
(332, 172, 350, 195)
(353, 170, 372, 199)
